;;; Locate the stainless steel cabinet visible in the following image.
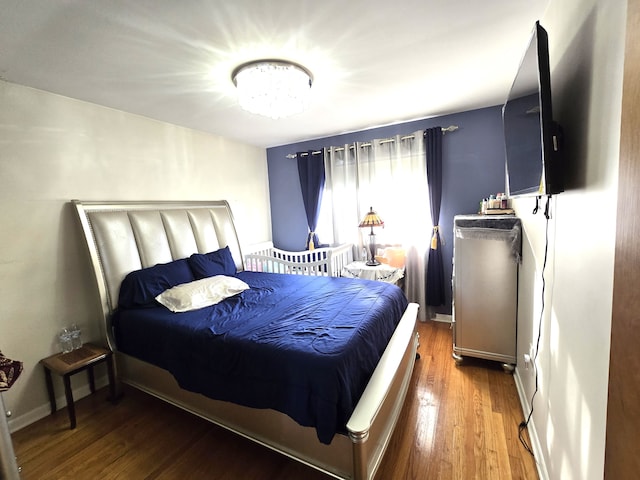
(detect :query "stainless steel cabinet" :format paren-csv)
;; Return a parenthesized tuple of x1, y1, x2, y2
(452, 215, 521, 371)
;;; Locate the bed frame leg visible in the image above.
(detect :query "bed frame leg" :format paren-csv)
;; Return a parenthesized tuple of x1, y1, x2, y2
(351, 431, 368, 480)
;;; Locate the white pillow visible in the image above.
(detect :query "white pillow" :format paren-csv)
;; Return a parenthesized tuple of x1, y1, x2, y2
(155, 275, 249, 313)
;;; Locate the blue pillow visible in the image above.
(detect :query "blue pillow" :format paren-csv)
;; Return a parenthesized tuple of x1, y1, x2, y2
(118, 258, 195, 308)
(188, 246, 237, 279)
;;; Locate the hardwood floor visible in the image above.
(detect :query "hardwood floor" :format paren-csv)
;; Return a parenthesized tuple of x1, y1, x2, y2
(12, 321, 538, 479)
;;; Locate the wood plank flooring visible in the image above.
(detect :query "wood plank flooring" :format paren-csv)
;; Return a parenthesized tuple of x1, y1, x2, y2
(11, 321, 539, 479)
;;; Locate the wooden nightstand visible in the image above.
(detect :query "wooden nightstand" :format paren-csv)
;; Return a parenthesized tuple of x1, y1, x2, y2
(40, 343, 117, 429)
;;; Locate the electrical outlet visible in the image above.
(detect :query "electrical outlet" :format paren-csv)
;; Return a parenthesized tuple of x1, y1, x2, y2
(523, 353, 531, 369)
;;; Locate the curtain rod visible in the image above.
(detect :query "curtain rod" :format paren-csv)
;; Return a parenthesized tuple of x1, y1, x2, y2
(286, 125, 458, 158)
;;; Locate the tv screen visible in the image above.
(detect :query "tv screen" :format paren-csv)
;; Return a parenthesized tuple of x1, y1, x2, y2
(503, 21, 563, 197)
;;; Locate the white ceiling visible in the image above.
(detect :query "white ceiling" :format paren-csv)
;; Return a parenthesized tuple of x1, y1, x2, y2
(0, 0, 549, 148)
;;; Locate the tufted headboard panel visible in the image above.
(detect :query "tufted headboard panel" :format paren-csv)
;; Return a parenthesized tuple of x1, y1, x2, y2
(72, 200, 244, 350)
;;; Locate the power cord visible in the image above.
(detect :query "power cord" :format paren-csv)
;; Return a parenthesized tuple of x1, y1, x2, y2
(532, 195, 541, 214)
(519, 194, 551, 456)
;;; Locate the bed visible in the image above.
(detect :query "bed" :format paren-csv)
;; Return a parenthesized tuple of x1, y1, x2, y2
(72, 200, 419, 480)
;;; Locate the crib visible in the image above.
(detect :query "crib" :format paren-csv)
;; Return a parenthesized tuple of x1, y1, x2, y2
(244, 242, 354, 277)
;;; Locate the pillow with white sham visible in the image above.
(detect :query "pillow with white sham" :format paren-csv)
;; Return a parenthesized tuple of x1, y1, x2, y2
(155, 275, 249, 313)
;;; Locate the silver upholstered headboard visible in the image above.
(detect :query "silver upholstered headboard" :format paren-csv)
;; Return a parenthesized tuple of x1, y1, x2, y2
(72, 200, 245, 350)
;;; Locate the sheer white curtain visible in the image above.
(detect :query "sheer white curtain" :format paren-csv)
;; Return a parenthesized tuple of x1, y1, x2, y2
(322, 131, 431, 320)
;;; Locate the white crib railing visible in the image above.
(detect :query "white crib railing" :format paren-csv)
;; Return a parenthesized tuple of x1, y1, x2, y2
(243, 241, 275, 259)
(244, 242, 354, 277)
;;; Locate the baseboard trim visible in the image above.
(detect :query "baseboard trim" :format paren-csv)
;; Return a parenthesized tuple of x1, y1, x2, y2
(513, 368, 549, 480)
(8, 375, 109, 433)
(434, 313, 452, 323)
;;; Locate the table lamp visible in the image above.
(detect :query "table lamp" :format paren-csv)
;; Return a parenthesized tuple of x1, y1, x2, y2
(359, 207, 384, 266)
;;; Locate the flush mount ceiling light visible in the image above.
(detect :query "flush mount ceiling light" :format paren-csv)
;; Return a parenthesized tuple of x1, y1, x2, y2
(231, 59, 313, 119)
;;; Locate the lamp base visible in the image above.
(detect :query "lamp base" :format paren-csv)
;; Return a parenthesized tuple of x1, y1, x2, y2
(365, 231, 380, 266)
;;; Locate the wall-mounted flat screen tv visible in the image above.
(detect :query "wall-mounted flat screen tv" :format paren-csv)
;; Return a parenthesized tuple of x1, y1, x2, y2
(503, 21, 563, 197)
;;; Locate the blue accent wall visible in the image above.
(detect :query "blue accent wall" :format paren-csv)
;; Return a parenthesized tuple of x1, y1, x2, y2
(266, 105, 506, 314)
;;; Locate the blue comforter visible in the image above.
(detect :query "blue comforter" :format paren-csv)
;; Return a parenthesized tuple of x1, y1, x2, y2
(113, 271, 408, 444)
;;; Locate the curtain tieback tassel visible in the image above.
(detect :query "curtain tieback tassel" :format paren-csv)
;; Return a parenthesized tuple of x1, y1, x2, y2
(430, 226, 440, 250)
(308, 232, 315, 250)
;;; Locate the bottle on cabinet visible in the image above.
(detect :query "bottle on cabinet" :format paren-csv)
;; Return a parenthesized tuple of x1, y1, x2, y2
(480, 193, 511, 214)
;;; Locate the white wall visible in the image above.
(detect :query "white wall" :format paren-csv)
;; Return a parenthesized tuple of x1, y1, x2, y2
(513, 0, 625, 478)
(0, 81, 271, 429)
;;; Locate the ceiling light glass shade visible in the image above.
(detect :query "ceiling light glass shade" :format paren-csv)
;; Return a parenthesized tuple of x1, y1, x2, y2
(231, 60, 313, 119)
